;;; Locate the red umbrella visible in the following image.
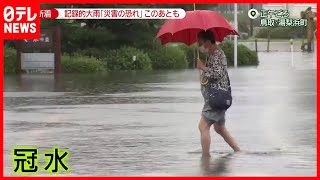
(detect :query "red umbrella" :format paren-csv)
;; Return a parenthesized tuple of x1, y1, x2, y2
(156, 10, 239, 45)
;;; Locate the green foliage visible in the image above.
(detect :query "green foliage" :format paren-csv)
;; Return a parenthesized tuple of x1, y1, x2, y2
(255, 28, 270, 39)
(178, 42, 259, 67)
(219, 41, 259, 66)
(36, 4, 262, 72)
(221, 13, 250, 34)
(101, 46, 152, 71)
(238, 13, 250, 34)
(178, 44, 206, 68)
(64, 27, 116, 54)
(62, 54, 105, 73)
(237, 44, 259, 66)
(149, 44, 188, 70)
(41, 4, 218, 54)
(256, 26, 305, 39)
(4, 40, 16, 49)
(270, 27, 298, 39)
(4, 47, 17, 73)
(79, 48, 108, 60)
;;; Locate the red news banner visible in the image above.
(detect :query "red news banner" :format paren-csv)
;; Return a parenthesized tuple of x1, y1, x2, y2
(1, 4, 185, 41)
(40, 8, 184, 19)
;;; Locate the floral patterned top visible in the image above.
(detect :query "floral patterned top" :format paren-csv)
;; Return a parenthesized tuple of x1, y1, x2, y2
(200, 48, 230, 101)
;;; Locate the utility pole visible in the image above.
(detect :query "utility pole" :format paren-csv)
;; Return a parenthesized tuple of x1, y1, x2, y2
(250, 4, 254, 37)
(234, 3, 238, 68)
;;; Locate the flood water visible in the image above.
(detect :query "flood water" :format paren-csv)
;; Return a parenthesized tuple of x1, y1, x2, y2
(4, 52, 316, 176)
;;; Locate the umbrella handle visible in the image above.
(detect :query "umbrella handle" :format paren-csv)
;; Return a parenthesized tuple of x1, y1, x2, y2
(196, 48, 202, 81)
(196, 49, 208, 85)
(197, 48, 199, 59)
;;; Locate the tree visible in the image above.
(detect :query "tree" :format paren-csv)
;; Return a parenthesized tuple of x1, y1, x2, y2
(40, 4, 218, 53)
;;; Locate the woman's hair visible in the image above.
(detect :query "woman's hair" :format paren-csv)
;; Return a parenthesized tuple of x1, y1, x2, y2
(197, 30, 216, 44)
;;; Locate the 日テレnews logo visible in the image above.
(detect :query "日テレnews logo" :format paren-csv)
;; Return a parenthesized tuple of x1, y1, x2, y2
(3, 6, 37, 34)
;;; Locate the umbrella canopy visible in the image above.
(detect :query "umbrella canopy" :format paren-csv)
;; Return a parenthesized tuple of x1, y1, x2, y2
(156, 10, 239, 46)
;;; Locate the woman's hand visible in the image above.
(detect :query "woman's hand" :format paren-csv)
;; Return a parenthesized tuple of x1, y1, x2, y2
(197, 59, 206, 70)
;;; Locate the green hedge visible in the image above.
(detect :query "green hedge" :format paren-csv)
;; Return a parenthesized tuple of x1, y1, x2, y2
(4, 47, 16, 73)
(177, 42, 259, 67)
(4, 47, 106, 74)
(149, 44, 188, 70)
(62, 54, 105, 73)
(178, 44, 206, 68)
(80, 44, 188, 70)
(101, 46, 152, 71)
(4, 41, 259, 74)
(256, 26, 304, 39)
(219, 41, 259, 66)
(79, 48, 108, 60)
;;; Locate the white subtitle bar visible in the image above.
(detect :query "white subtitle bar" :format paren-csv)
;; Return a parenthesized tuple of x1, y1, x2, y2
(55, 8, 186, 19)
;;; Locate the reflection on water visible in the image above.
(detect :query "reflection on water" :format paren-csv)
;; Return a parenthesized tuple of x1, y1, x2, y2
(4, 52, 316, 176)
(200, 153, 233, 176)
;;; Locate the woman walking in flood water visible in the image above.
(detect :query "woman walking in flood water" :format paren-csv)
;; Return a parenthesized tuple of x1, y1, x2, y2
(196, 30, 240, 157)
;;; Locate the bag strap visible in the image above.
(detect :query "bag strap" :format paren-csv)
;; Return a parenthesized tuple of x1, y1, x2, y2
(204, 54, 231, 87)
(226, 72, 231, 86)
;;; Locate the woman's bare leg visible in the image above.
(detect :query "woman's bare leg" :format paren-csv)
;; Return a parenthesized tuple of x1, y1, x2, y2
(214, 124, 240, 152)
(198, 117, 213, 157)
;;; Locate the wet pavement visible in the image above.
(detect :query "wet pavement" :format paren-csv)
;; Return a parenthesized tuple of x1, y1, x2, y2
(4, 51, 316, 176)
